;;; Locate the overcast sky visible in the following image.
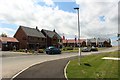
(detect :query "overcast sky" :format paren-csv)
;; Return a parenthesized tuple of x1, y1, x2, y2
(0, 0, 119, 45)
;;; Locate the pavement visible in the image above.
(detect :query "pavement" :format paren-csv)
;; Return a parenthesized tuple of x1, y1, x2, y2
(1, 51, 34, 57)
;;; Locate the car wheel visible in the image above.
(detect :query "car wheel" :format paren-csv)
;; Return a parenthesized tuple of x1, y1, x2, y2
(46, 51, 49, 54)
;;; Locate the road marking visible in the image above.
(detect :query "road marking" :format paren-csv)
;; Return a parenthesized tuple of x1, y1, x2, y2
(11, 57, 72, 80)
(4, 47, 117, 79)
(64, 61, 70, 80)
(10, 60, 48, 80)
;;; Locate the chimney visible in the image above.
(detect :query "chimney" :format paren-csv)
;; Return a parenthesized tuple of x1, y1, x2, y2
(63, 36, 65, 40)
(62, 33, 65, 40)
(53, 29, 55, 32)
(36, 26, 38, 30)
(36, 26, 40, 31)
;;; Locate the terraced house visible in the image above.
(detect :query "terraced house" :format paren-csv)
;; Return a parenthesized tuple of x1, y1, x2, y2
(14, 26, 62, 50)
(41, 29, 62, 48)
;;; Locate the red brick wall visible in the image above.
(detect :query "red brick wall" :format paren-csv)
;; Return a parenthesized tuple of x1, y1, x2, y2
(14, 27, 27, 49)
(28, 36, 46, 48)
(104, 41, 111, 47)
(28, 36, 45, 43)
(14, 27, 46, 49)
(81, 41, 86, 47)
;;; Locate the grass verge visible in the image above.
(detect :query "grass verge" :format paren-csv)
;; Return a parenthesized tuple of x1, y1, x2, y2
(66, 51, 119, 79)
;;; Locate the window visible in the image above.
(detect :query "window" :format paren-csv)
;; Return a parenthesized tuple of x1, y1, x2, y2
(29, 37, 34, 40)
(42, 38, 44, 41)
(32, 37, 34, 40)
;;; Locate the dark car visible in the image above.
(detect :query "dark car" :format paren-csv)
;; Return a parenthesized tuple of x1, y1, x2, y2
(81, 47, 91, 52)
(91, 46, 98, 51)
(45, 46, 61, 54)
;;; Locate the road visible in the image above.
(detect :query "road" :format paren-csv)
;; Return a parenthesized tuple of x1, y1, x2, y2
(1, 47, 118, 79)
(13, 58, 74, 80)
(2, 52, 78, 78)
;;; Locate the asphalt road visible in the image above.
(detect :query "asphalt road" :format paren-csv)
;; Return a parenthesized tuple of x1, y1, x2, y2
(1, 46, 118, 79)
(2, 52, 78, 78)
(13, 57, 75, 80)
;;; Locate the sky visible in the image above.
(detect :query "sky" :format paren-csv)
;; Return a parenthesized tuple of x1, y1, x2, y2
(0, 0, 119, 46)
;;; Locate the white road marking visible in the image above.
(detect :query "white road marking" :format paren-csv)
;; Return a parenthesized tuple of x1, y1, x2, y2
(64, 61, 70, 80)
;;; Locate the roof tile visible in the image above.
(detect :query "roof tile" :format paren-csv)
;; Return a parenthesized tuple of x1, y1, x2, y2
(0, 37, 19, 42)
(20, 26, 45, 38)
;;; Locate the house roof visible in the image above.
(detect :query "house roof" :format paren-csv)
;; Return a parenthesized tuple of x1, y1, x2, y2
(62, 39, 86, 43)
(87, 38, 96, 43)
(42, 29, 61, 39)
(97, 38, 110, 43)
(87, 38, 110, 43)
(0, 37, 19, 43)
(20, 26, 46, 38)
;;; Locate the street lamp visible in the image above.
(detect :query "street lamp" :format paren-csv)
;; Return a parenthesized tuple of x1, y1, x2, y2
(74, 7, 81, 65)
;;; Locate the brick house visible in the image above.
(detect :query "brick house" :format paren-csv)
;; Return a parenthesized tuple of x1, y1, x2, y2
(62, 39, 86, 47)
(0, 37, 19, 51)
(14, 26, 46, 49)
(97, 38, 112, 47)
(86, 38, 97, 47)
(62, 36, 86, 47)
(41, 29, 62, 48)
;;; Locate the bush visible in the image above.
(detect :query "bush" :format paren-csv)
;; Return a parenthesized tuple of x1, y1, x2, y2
(13, 49, 17, 52)
(66, 47, 73, 50)
(17, 49, 25, 52)
(62, 47, 73, 51)
(62, 48, 66, 51)
(38, 49, 44, 53)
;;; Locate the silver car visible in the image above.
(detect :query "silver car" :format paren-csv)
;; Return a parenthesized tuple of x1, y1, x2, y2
(81, 47, 91, 52)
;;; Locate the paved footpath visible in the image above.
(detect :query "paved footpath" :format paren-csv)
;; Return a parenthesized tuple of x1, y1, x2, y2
(12, 57, 75, 80)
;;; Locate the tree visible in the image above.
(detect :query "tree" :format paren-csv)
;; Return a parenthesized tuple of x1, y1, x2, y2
(116, 34, 120, 41)
(117, 33, 120, 37)
(0, 33, 7, 37)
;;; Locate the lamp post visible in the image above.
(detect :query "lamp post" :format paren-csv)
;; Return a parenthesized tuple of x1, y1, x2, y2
(74, 7, 81, 65)
(46, 33, 47, 48)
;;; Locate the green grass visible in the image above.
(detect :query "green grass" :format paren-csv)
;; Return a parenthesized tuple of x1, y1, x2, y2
(62, 49, 78, 53)
(66, 51, 119, 79)
(97, 47, 108, 51)
(61, 47, 110, 53)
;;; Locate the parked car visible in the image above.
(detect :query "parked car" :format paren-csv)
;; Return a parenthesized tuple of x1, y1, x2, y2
(45, 46, 61, 54)
(91, 46, 98, 51)
(81, 47, 91, 52)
